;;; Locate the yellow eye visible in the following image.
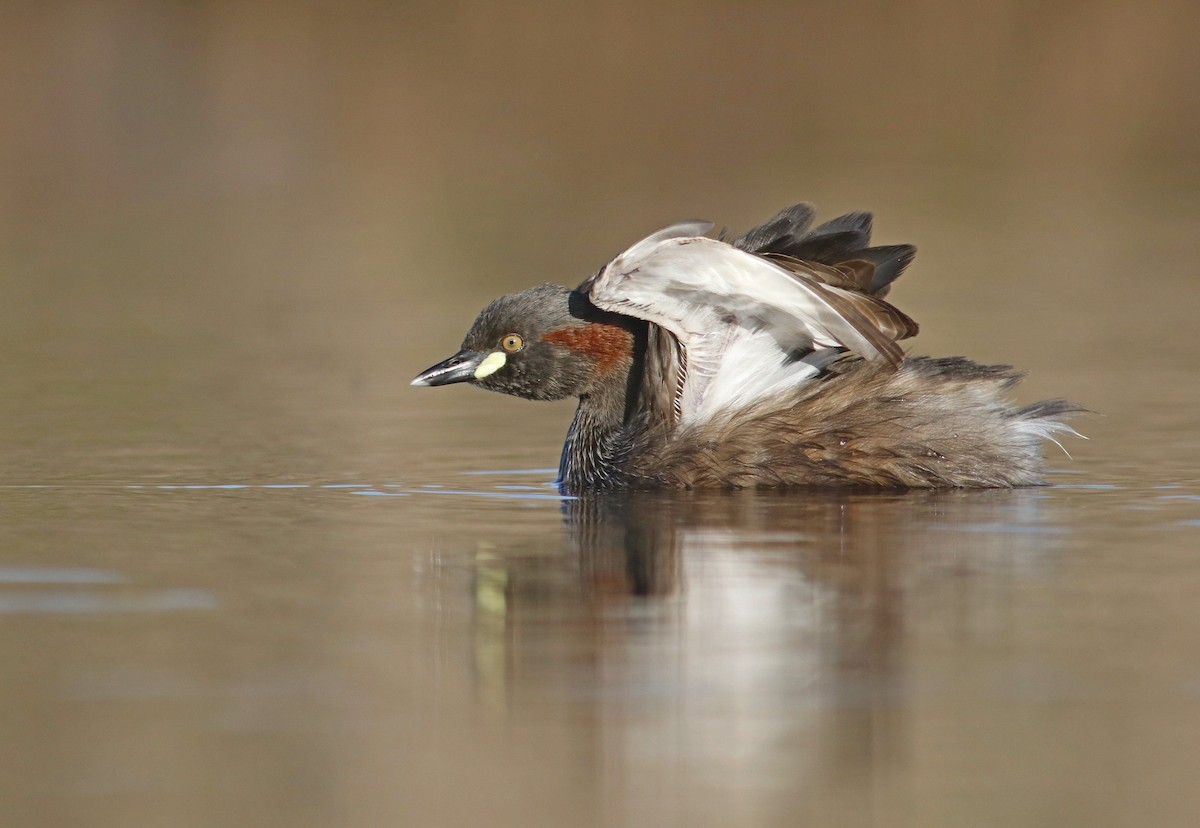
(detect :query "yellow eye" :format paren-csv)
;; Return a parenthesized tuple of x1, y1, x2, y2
(501, 333, 524, 352)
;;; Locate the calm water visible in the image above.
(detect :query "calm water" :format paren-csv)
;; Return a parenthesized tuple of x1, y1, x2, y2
(4, 3, 1200, 827)
(4, 244, 1199, 828)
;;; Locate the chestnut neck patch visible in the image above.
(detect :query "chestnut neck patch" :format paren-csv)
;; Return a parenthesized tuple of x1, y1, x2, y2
(542, 322, 634, 373)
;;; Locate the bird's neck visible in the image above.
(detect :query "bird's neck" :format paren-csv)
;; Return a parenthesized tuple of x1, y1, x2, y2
(558, 368, 636, 493)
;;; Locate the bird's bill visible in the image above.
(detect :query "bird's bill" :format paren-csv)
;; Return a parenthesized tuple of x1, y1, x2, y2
(411, 349, 503, 387)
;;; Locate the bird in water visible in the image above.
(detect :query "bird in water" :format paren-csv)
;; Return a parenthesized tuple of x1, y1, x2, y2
(412, 202, 1081, 493)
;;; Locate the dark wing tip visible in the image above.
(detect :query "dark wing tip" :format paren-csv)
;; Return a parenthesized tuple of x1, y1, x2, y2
(733, 202, 817, 254)
(857, 244, 917, 296)
(740, 205, 917, 296)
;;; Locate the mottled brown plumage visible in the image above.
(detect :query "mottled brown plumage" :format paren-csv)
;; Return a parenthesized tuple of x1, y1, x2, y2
(625, 357, 1074, 489)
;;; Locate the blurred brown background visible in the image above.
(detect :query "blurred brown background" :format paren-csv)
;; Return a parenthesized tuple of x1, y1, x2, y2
(3, 1, 1197, 360)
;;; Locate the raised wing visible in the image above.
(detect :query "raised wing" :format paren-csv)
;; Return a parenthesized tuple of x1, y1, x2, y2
(580, 220, 917, 423)
(766, 255, 919, 345)
(734, 203, 916, 297)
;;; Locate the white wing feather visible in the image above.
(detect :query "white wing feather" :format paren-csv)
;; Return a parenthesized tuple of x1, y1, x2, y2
(584, 225, 896, 422)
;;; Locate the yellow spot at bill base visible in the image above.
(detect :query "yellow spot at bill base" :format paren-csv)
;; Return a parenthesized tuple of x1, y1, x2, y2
(474, 351, 507, 379)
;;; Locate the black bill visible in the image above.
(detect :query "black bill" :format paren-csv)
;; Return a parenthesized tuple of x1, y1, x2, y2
(410, 350, 490, 387)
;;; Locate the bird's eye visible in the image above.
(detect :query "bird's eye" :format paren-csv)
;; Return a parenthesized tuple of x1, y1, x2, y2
(501, 333, 524, 352)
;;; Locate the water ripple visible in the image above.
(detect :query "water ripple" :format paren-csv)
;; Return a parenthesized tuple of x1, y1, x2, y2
(0, 588, 216, 615)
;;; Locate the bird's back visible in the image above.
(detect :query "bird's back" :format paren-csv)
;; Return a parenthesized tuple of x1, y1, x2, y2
(623, 356, 1081, 489)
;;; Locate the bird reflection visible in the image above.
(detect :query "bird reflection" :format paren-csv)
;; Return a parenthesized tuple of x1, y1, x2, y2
(459, 484, 1062, 802)
(465, 486, 1059, 706)
(562, 489, 923, 671)
(563, 492, 684, 598)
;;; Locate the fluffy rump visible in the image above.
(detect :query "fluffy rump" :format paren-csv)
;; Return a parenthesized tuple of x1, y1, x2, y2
(626, 356, 1084, 489)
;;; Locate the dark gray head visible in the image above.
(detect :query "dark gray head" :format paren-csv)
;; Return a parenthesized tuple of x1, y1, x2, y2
(412, 284, 637, 401)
